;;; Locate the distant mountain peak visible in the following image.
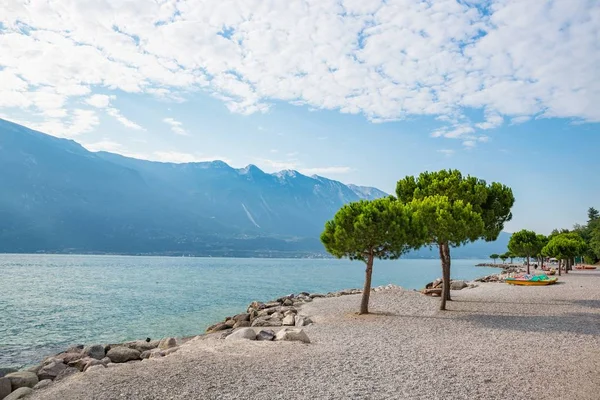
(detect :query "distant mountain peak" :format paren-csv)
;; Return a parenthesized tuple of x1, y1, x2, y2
(347, 184, 389, 200)
(274, 169, 298, 179)
(238, 164, 263, 175)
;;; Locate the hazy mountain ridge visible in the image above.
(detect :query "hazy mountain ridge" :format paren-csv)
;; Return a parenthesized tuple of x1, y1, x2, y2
(0, 118, 510, 257)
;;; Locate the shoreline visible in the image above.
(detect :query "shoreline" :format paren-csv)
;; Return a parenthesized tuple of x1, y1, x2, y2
(21, 269, 600, 400)
(4, 266, 508, 370)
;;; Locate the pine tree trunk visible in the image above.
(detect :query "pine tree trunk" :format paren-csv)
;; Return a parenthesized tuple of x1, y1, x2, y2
(359, 254, 374, 315)
(439, 242, 451, 311)
(558, 259, 562, 276)
(526, 255, 530, 274)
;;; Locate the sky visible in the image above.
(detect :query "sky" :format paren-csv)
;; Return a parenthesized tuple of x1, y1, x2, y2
(0, 0, 599, 234)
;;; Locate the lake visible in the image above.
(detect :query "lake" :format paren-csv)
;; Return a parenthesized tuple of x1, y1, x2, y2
(0, 254, 500, 368)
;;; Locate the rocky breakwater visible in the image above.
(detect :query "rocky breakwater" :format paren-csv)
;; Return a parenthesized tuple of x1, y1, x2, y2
(205, 289, 363, 334)
(207, 286, 399, 345)
(0, 337, 182, 399)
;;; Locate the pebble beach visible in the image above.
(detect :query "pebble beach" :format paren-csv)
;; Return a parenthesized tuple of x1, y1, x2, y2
(16, 270, 600, 400)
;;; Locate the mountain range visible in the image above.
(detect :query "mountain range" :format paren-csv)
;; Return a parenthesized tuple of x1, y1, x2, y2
(0, 118, 509, 257)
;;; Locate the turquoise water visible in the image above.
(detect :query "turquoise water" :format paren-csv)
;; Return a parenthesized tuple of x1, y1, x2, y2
(0, 254, 499, 368)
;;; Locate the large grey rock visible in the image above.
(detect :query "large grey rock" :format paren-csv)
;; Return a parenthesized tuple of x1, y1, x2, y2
(4, 387, 33, 400)
(0, 368, 18, 378)
(282, 314, 295, 326)
(37, 361, 67, 381)
(83, 359, 105, 372)
(225, 328, 256, 341)
(52, 351, 83, 364)
(233, 320, 251, 328)
(251, 316, 272, 327)
(450, 280, 468, 290)
(233, 313, 250, 322)
(206, 323, 229, 333)
(294, 316, 313, 327)
(5, 371, 38, 390)
(33, 379, 52, 390)
(106, 347, 141, 363)
(224, 319, 236, 328)
(68, 357, 93, 372)
(256, 330, 276, 341)
(0, 377, 11, 399)
(127, 340, 158, 353)
(158, 338, 177, 350)
(274, 328, 310, 344)
(85, 365, 106, 373)
(54, 367, 78, 382)
(83, 344, 106, 360)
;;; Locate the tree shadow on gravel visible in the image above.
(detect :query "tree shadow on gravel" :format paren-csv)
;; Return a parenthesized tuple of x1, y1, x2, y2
(455, 312, 600, 335)
(454, 299, 570, 307)
(570, 300, 600, 309)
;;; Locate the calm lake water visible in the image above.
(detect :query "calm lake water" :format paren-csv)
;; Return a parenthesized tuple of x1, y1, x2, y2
(0, 254, 500, 368)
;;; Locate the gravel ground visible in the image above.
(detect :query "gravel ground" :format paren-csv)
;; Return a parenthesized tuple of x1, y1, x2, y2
(30, 271, 600, 400)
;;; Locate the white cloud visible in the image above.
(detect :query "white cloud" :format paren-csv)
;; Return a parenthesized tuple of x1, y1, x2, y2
(152, 151, 230, 164)
(85, 94, 114, 109)
(106, 108, 145, 131)
(83, 139, 124, 152)
(437, 149, 455, 156)
(163, 117, 189, 136)
(463, 140, 477, 148)
(0, 0, 598, 142)
(255, 157, 351, 175)
(299, 166, 352, 175)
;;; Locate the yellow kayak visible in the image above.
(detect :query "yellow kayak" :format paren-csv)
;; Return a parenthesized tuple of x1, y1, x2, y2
(506, 277, 558, 286)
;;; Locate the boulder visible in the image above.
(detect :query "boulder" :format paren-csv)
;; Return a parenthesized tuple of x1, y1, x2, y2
(64, 345, 84, 353)
(3, 387, 33, 400)
(100, 357, 111, 366)
(85, 365, 106, 373)
(275, 328, 310, 344)
(0, 377, 11, 399)
(127, 340, 158, 353)
(25, 364, 42, 375)
(309, 293, 325, 298)
(33, 379, 52, 390)
(294, 316, 313, 327)
(270, 312, 283, 321)
(5, 371, 38, 390)
(233, 320, 251, 328)
(450, 280, 468, 290)
(224, 319, 236, 328)
(0, 368, 18, 378)
(83, 359, 105, 372)
(37, 361, 67, 381)
(158, 338, 177, 350)
(225, 328, 256, 341)
(53, 351, 84, 364)
(282, 299, 293, 306)
(264, 301, 279, 308)
(233, 313, 250, 322)
(282, 314, 295, 326)
(54, 367, 78, 382)
(106, 347, 141, 363)
(256, 330, 276, 341)
(206, 323, 229, 333)
(250, 316, 271, 327)
(163, 347, 179, 356)
(140, 350, 152, 359)
(68, 357, 94, 372)
(83, 344, 105, 360)
(149, 350, 165, 359)
(247, 301, 265, 311)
